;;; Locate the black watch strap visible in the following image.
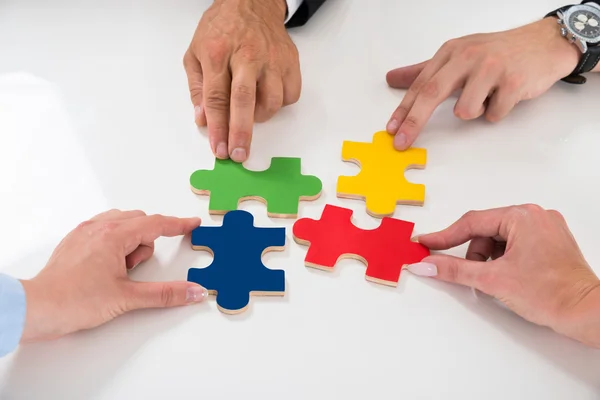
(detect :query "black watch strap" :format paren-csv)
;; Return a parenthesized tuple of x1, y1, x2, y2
(546, 1, 600, 84)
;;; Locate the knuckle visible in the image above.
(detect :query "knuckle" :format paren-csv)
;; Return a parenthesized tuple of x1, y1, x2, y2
(99, 221, 119, 237)
(402, 115, 420, 131)
(479, 56, 500, 73)
(237, 43, 264, 62)
(232, 83, 256, 105)
(420, 80, 440, 99)
(547, 209, 565, 221)
(519, 203, 544, 214)
(459, 44, 483, 61)
(461, 210, 479, 222)
(264, 93, 283, 114)
(160, 285, 175, 306)
(502, 74, 524, 92)
(407, 80, 424, 97)
(440, 38, 459, 52)
(146, 214, 163, 225)
(205, 39, 230, 65)
(205, 87, 230, 110)
(182, 49, 195, 69)
(394, 104, 411, 119)
(76, 220, 94, 230)
(506, 204, 542, 222)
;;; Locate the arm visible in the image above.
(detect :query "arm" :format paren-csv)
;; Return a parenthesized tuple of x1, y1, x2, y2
(406, 204, 600, 348)
(0, 274, 26, 357)
(385, 0, 600, 151)
(2, 211, 208, 351)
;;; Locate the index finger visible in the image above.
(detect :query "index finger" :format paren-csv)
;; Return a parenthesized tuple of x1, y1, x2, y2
(228, 58, 259, 163)
(417, 206, 520, 250)
(201, 49, 232, 160)
(394, 62, 465, 150)
(117, 215, 201, 255)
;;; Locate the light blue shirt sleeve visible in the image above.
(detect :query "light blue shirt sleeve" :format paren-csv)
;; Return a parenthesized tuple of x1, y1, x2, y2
(0, 273, 26, 357)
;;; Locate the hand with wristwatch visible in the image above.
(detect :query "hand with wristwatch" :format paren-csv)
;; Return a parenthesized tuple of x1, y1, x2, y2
(547, 1, 600, 84)
(385, 1, 600, 151)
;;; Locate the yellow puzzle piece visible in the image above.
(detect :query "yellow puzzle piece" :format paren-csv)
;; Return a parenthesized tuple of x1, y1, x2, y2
(336, 131, 427, 218)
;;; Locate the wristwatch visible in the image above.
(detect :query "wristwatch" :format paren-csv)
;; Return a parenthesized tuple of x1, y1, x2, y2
(546, 1, 600, 84)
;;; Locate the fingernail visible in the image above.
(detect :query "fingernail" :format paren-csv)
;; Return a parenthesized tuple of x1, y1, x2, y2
(410, 235, 420, 242)
(186, 285, 208, 303)
(231, 147, 247, 163)
(394, 132, 407, 149)
(405, 262, 437, 277)
(387, 118, 399, 133)
(216, 142, 228, 159)
(194, 105, 203, 121)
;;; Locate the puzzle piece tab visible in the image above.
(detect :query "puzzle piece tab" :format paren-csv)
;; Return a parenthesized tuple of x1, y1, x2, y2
(336, 131, 427, 218)
(190, 157, 322, 218)
(187, 210, 285, 314)
(292, 204, 429, 286)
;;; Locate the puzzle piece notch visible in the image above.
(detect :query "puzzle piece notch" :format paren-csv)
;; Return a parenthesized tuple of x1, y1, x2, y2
(190, 157, 322, 218)
(292, 204, 430, 286)
(336, 131, 427, 218)
(187, 210, 286, 314)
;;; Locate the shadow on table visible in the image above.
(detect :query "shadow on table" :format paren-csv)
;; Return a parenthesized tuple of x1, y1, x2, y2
(418, 277, 600, 391)
(0, 237, 209, 400)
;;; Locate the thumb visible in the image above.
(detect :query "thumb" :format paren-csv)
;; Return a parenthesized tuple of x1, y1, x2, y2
(406, 254, 493, 293)
(183, 48, 206, 126)
(386, 60, 428, 89)
(126, 281, 209, 310)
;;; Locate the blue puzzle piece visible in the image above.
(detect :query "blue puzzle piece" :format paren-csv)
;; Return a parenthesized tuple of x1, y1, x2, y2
(187, 210, 286, 314)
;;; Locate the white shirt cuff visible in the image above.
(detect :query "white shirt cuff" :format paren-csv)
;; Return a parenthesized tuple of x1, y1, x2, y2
(285, 0, 304, 23)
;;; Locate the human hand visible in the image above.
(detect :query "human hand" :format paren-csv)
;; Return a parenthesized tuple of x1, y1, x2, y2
(406, 204, 600, 348)
(385, 18, 581, 150)
(183, 0, 302, 163)
(19, 210, 208, 343)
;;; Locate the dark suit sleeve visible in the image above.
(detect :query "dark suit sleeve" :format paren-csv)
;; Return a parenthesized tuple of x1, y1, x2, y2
(285, 0, 327, 28)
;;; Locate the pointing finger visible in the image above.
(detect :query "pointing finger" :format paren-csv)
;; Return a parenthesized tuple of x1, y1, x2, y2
(228, 57, 259, 163)
(394, 61, 466, 150)
(201, 44, 232, 160)
(416, 207, 520, 250)
(117, 215, 201, 255)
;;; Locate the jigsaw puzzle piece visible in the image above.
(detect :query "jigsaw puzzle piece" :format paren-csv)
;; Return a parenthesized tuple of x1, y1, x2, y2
(292, 206, 356, 270)
(260, 158, 322, 217)
(187, 210, 286, 314)
(336, 131, 427, 218)
(190, 157, 322, 218)
(292, 204, 430, 286)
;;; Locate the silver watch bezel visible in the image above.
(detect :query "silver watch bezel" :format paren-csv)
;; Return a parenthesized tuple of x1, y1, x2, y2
(558, 3, 600, 52)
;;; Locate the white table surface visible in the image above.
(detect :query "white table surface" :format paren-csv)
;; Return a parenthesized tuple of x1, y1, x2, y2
(1, 0, 600, 399)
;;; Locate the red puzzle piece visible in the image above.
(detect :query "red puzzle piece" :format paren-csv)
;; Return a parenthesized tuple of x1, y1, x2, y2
(292, 204, 430, 286)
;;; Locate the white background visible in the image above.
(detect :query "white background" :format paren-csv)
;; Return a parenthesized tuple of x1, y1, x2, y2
(1, 0, 600, 399)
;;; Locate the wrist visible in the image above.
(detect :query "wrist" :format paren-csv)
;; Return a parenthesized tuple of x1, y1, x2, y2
(19, 277, 62, 343)
(538, 17, 582, 79)
(254, 0, 287, 23)
(556, 281, 600, 348)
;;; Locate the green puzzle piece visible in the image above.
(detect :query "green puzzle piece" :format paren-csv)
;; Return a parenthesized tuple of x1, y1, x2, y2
(190, 157, 322, 218)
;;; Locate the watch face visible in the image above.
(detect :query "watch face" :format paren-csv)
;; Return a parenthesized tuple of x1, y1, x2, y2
(566, 5, 600, 42)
